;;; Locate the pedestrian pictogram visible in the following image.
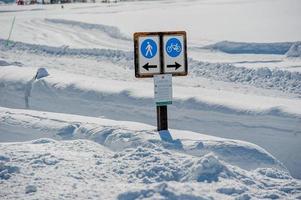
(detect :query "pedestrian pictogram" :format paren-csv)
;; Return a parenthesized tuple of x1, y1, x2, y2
(141, 39, 157, 59)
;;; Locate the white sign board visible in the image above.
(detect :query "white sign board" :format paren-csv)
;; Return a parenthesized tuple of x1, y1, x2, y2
(137, 36, 161, 76)
(163, 35, 186, 74)
(154, 74, 172, 106)
(134, 31, 187, 78)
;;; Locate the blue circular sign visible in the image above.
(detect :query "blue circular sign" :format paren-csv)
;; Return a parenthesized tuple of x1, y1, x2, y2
(166, 38, 182, 57)
(141, 39, 157, 59)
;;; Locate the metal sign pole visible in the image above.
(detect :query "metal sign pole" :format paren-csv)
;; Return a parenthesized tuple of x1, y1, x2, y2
(157, 105, 168, 131)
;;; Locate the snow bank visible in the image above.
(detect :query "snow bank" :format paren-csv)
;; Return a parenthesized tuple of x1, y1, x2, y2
(286, 42, 301, 58)
(190, 59, 301, 95)
(0, 107, 289, 172)
(45, 18, 131, 41)
(0, 136, 300, 199)
(0, 39, 133, 66)
(0, 106, 300, 199)
(203, 41, 294, 55)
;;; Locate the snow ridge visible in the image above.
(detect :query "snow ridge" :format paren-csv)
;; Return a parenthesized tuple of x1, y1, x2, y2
(1, 132, 300, 199)
(202, 41, 295, 55)
(190, 59, 301, 95)
(0, 39, 133, 64)
(45, 18, 131, 41)
(286, 42, 301, 58)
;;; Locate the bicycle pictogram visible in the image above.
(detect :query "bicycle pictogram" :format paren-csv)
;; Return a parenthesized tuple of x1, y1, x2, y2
(167, 43, 181, 53)
(165, 38, 182, 57)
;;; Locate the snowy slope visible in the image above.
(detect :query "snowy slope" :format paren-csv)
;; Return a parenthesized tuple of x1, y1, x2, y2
(1, 107, 301, 199)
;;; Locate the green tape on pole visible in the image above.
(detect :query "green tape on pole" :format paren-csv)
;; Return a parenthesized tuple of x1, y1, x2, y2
(156, 101, 172, 106)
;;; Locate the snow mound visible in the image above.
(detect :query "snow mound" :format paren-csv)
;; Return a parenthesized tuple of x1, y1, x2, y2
(31, 138, 56, 144)
(203, 41, 294, 55)
(189, 153, 232, 183)
(0, 154, 20, 180)
(25, 185, 37, 194)
(112, 144, 185, 183)
(199, 140, 281, 170)
(216, 186, 247, 195)
(190, 59, 301, 95)
(1, 138, 300, 199)
(286, 42, 301, 58)
(256, 168, 291, 180)
(0, 106, 287, 176)
(54, 122, 285, 172)
(45, 18, 131, 41)
(117, 183, 212, 200)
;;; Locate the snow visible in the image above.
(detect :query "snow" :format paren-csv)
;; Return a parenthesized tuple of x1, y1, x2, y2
(202, 41, 294, 55)
(25, 185, 37, 194)
(0, 108, 300, 199)
(0, 0, 301, 199)
(189, 60, 301, 95)
(286, 42, 301, 58)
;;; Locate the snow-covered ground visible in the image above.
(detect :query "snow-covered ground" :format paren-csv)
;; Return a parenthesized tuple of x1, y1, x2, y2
(1, 107, 301, 199)
(1, 0, 301, 199)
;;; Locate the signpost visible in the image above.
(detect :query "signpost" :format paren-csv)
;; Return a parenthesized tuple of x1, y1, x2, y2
(134, 31, 188, 131)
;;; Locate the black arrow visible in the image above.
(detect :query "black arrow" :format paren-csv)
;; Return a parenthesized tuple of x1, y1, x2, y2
(143, 63, 157, 71)
(167, 62, 181, 70)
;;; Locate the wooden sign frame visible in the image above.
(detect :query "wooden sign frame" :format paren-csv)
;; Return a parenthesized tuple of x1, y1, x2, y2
(134, 31, 188, 78)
